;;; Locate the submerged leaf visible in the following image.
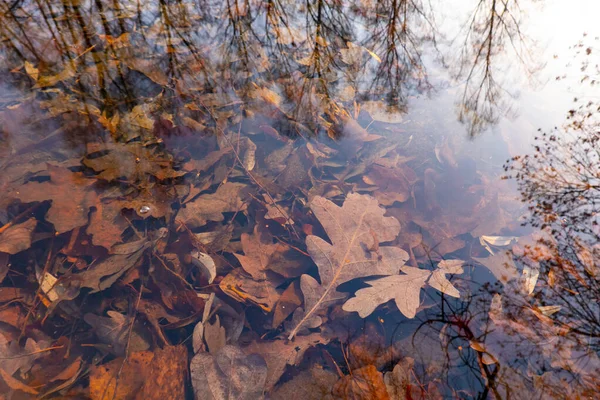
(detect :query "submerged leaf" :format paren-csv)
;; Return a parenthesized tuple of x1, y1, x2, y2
(343, 267, 430, 318)
(289, 193, 409, 339)
(17, 165, 98, 234)
(190, 345, 267, 400)
(0, 218, 36, 254)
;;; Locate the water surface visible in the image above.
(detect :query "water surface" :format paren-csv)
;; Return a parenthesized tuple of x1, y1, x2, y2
(0, 0, 599, 398)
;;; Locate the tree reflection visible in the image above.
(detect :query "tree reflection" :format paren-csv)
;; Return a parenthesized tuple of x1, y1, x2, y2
(454, 0, 542, 136)
(408, 99, 600, 398)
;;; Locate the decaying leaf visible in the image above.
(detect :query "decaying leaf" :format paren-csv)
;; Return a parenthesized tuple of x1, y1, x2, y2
(176, 183, 248, 228)
(77, 238, 149, 293)
(17, 165, 98, 234)
(191, 250, 217, 284)
(0, 218, 36, 254)
(83, 142, 184, 182)
(474, 250, 520, 284)
(190, 345, 267, 400)
(234, 225, 287, 281)
(270, 366, 338, 400)
(84, 311, 151, 355)
(384, 357, 419, 400)
(289, 193, 409, 339)
(220, 268, 280, 312)
(244, 333, 328, 390)
(89, 346, 187, 400)
(332, 365, 389, 400)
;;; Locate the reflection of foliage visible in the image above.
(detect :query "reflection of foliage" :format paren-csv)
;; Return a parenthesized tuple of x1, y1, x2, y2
(359, 0, 437, 108)
(454, 0, 542, 136)
(506, 99, 600, 351)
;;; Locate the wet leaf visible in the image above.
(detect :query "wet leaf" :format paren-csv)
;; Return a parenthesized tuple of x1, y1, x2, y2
(0, 218, 36, 254)
(342, 267, 430, 318)
(87, 200, 128, 250)
(361, 101, 404, 124)
(289, 194, 409, 338)
(190, 345, 267, 400)
(190, 250, 217, 284)
(384, 358, 419, 400)
(344, 260, 464, 317)
(176, 183, 248, 229)
(473, 250, 520, 284)
(364, 164, 414, 205)
(244, 333, 328, 390)
(0, 367, 38, 395)
(234, 225, 287, 280)
(332, 365, 389, 400)
(83, 142, 183, 182)
(271, 366, 338, 400)
(17, 165, 98, 234)
(77, 238, 149, 293)
(272, 281, 303, 329)
(89, 346, 186, 400)
(84, 311, 151, 356)
(479, 235, 518, 255)
(219, 268, 280, 312)
(428, 259, 465, 298)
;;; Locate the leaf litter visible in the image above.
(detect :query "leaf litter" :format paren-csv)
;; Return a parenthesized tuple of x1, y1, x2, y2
(0, 0, 597, 398)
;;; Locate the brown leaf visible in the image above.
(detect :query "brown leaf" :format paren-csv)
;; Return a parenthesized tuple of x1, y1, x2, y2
(234, 225, 287, 280)
(272, 281, 303, 329)
(384, 358, 420, 400)
(83, 142, 183, 182)
(219, 268, 280, 312)
(332, 365, 389, 400)
(0, 367, 38, 395)
(0, 218, 36, 254)
(90, 351, 153, 399)
(84, 311, 151, 356)
(138, 346, 188, 400)
(364, 164, 415, 205)
(87, 201, 128, 250)
(176, 183, 248, 229)
(17, 165, 98, 234)
(190, 345, 267, 400)
(77, 238, 149, 293)
(270, 366, 338, 400)
(289, 194, 409, 339)
(49, 357, 82, 382)
(244, 333, 328, 390)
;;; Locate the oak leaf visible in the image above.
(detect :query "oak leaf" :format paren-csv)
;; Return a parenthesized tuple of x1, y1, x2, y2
(176, 183, 248, 229)
(17, 165, 98, 234)
(83, 142, 183, 182)
(288, 193, 409, 339)
(342, 260, 465, 318)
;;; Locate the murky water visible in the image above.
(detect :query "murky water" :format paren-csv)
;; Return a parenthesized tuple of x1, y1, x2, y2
(0, 0, 599, 398)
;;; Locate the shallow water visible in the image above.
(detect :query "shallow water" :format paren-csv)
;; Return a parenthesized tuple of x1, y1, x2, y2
(0, 0, 599, 398)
